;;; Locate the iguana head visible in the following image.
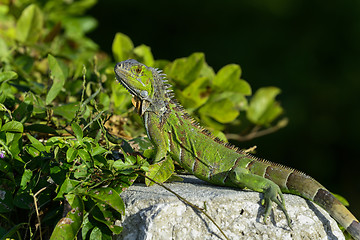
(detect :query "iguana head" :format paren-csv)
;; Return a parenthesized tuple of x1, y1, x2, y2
(114, 59, 155, 101)
(114, 59, 170, 116)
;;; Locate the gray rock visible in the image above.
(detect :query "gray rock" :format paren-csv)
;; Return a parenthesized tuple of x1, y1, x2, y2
(116, 175, 344, 240)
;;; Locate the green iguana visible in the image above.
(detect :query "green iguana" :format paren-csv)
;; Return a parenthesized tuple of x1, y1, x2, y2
(114, 59, 360, 239)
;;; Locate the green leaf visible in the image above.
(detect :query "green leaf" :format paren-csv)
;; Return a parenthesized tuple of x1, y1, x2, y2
(46, 54, 68, 105)
(73, 164, 88, 179)
(0, 71, 18, 83)
(175, 76, 210, 109)
(16, 4, 44, 44)
(91, 204, 123, 234)
(133, 44, 154, 66)
(26, 133, 46, 152)
(1, 121, 23, 133)
(247, 87, 283, 125)
(332, 192, 350, 207)
(113, 160, 137, 172)
(25, 145, 41, 157)
(46, 137, 67, 149)
(0, 223, 28, 239)
(62, 16, 98, 38)
(143, 149, 155, 159)
(109, 174, 138, 194)
(137, 155, 149, 172)
(214, 91, 248, 111)
(91, 146, 107, 156)
(50, 166, 66, 186)
(123, 154, 137, 165)
(13, 100, 33, 123)
(78, 149, 91, 162)
(89, 227, 105, 240)
(66, 147, 78, 163)
(199, 98, 239, 124)
(165, 52, 205, 86)
(53, 102, 79, 121)
(82, 216, 95, 240)
(50, 194, 84, 240)
(20, 169, 33, 190)
(199, 61, 215, 80)
(0, 35, 9, 59)
(56, 178, 80, 200)
(145, 158, 174, 186)
(87, 187, 125, 216)
(25, 133, 45, 156)
(7, 132, 22, 160)
(71, 122, 83, 141)
(113, 155, 137, 174)
(213, 64, 251, 95)
(112, 32, 134, 62)
(111, 81, 132, 113)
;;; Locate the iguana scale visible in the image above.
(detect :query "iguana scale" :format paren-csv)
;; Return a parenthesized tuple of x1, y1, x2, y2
(114, 59, 360, 239)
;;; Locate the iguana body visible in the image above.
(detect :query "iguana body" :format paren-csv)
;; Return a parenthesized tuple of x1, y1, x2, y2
(114, 59, 360, 239)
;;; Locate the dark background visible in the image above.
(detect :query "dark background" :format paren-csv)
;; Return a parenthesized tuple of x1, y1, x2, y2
(88, 0, 360, 217)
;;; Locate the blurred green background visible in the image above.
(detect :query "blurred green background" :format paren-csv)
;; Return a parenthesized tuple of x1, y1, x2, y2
(88, 0, 360, 216)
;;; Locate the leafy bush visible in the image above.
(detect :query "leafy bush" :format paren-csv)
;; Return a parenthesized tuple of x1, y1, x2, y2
(0, 1, 286, 239)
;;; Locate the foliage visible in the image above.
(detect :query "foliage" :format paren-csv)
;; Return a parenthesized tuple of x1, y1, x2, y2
(0, 1, 286, 239)
(112, 33, 287, 140)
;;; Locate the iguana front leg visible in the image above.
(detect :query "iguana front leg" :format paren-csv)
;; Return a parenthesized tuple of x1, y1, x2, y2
(230, 167, 292, 227)
(143, 112, 169, 163)
(143, 112, 176, 185)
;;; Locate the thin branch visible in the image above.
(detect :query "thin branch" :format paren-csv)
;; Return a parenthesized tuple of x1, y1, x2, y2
(139, 172, 230, 240)
(32, 186, 47, 240)
(226, 118, 288, 142)
(243, 145, 257, 153)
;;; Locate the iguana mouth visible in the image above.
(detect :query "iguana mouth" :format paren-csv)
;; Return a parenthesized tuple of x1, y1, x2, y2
(114, 65, 137, 97)
(116, 76, 136, 96)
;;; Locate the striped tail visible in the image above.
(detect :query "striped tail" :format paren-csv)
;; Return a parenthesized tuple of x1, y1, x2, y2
(262, 162, 360, 240)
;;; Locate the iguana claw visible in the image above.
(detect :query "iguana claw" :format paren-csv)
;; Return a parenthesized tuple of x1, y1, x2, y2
(263, 184, 292, 229)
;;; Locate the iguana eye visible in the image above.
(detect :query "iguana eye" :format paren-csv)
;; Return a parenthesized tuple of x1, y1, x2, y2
(135, 67, 142, 74)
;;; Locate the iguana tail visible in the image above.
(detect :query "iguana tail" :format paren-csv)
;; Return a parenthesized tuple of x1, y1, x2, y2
(248, 159, 360, 239)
